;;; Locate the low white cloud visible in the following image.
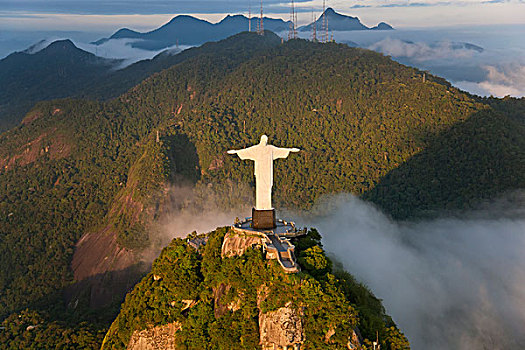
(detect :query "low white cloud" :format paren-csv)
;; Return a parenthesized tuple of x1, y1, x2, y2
(368, 37, 478, 62)
(75, 39, 191, 68)
(454, 64, 525, 97)
(142, 183, 252, 262)
(76, 39, 165, 67)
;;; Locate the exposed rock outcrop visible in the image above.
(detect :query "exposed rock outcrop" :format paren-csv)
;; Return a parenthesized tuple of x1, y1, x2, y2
(259, 302, 304, 350)
(127, 322, 181, 350)
(221, 230, 266, 258)
(0, 129, 71, 173)
(66, 225, 143, 309)
(213, 283, 240, 318)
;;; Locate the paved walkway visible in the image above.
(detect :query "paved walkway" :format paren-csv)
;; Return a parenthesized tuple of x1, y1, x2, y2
(268, 234, 295, 269)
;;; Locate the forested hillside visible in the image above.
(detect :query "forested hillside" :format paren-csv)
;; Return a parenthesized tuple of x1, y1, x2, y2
(0, 40, 120, 131)
(0, 31, 523, 348)
(0, 32, 282, 132)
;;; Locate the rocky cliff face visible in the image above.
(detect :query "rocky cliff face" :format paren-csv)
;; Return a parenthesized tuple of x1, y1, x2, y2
(101, 227, 409, 349)
(259, 302, 304, 349)
(126, 322, 181, 350)
(221, 230, 266, 258)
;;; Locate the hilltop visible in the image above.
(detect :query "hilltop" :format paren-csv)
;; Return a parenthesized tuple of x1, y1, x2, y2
(0, 32, 523, 348)
(101, 227, 409, 349)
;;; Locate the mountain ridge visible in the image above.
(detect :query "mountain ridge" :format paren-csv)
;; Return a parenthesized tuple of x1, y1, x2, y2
(92, 14, 290, 50)
(93, 8, 393, 51)
(0, 39, 121, 131)
(299, 8, 394, 32)
(0, 32, 283, 132)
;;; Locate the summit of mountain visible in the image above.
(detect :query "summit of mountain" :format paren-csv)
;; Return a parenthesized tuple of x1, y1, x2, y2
(299, 8, 394, 32)
(100, 227, 410, 349)
(0, 39, 120, 131)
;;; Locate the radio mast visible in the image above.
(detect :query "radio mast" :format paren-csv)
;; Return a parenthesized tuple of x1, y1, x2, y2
(322, 0, 328, 42)
(257, 0, 264, 35)
(312, 10, 317, 42)
(288, 0, 297, 40)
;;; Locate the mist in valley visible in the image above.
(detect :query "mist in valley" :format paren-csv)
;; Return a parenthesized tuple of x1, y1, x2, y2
(296, 193, 525, 349)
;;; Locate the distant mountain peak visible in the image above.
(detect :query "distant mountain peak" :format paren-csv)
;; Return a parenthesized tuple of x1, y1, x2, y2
(45, 39, 77, 50)
(299, 8, 393, 32)
(371, 22, 394, 31)
(92, 13, 290, 51)
(324, 7, 343, 16)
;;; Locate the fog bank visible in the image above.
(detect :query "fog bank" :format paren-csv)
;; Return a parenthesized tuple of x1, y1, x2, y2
(298, 194, 525, 349)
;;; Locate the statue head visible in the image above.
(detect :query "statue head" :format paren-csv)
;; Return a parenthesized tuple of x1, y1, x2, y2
(260, 135, 268, 146)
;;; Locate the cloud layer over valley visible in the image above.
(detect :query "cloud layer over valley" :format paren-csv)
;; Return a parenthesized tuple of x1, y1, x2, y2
(297, 194, 525, 349)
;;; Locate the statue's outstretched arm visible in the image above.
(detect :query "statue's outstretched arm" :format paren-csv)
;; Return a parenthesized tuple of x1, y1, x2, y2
(272, 146, 300, 159)
(227, 145, 257, 160)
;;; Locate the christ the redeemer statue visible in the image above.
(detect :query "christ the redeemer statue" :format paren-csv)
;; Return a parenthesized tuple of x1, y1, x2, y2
(228, 135, 300, 211)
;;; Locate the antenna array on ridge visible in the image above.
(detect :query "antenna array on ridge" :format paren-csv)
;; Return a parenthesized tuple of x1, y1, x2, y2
(257, 0, 264, 35)
(312, 10, 317, 42)
(248, 0, 252, 32)
(322, 0, 328, 43)
(288, 0, 297, 40)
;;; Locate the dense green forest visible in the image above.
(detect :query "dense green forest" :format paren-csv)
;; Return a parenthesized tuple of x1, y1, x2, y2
(0, 31, 523, 348)
(101, 227, 409, 349)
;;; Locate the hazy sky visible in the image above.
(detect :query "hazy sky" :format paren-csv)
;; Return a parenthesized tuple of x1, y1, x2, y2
(1, 0, 524, 32)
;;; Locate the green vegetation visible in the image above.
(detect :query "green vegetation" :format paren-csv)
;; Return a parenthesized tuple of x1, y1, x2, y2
(0, 309, 107, 349)
(0, 32, 283, 131)
(0, 32, 523, 347)
(102, 227, 409, 349)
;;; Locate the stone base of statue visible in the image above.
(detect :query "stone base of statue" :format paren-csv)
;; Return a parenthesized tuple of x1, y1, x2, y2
(252, 208, 276, 230)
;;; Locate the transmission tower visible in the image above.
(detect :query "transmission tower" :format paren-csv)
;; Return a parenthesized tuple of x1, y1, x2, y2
(249, 0, 252, 32)
(312, 10, 317, 42)
(288, 0, 297, 40)
(257, 0, 264, 35)
(322, 0, 329, 43)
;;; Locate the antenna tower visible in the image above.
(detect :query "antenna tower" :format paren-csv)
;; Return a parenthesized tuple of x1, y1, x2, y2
(322, 0, 328, 43)
(288, 0, 297, 40)
(257, 0, 264, 35)
(312, 10, 317, 42)
(249, 1, 252, 32)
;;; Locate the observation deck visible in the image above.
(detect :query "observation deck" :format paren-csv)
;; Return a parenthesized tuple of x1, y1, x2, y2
(231, 217, 306, 273)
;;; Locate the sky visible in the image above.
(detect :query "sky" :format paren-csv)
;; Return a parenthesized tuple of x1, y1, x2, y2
(0, 0, 524, 33)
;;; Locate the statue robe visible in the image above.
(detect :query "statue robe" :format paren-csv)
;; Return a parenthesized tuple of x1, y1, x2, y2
(234, 144, 294, 210)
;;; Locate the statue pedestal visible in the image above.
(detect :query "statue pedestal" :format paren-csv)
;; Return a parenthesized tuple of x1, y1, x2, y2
(252, 208, 276, 230)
